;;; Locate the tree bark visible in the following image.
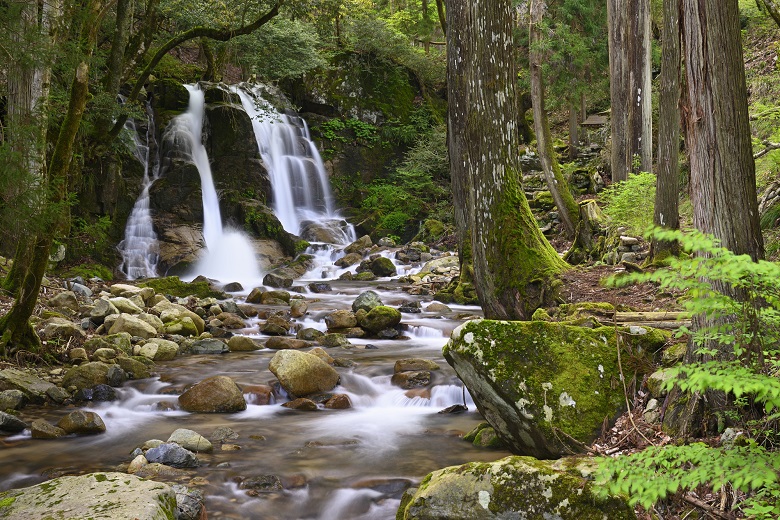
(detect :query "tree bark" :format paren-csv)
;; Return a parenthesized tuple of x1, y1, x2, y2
(651, 0, 681, 261)
(435, 0, 446, 35)
(529, 0, 581, 240)
(760, 0, 780, 27)
(607, 0, 652, 181)
(447, 0, 568, 320)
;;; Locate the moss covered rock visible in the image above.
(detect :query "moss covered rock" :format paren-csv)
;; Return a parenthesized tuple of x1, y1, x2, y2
(359, 305, 402, 333)
(396, 456, 635, 520)
(443, 320, 665, 458)
(140, 276, 225, 299)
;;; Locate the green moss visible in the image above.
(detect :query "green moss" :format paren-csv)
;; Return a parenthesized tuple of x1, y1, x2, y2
(139, 276, 225, 299)
(0, 495, 16, 508)
(60, 262, 113, 281)
(531, 308, 552, 321)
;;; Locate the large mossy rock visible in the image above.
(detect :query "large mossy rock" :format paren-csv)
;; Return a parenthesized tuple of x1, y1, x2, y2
(443, 319, 665, 458)
(396, 456, 635, 520)
(268, 349, 340, 397)
(0, 472, 177, 520)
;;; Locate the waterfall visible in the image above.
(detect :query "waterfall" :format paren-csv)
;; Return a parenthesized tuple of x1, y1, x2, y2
(118, 101, 160, 280)
(177, 84, 263, 287)
(234, 85, 355, 244)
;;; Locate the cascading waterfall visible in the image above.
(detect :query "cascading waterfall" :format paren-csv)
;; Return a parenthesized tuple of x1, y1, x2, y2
(234, 85, 355, 244)
(177, 84, 262, 287)
(118, 101, 160, 280)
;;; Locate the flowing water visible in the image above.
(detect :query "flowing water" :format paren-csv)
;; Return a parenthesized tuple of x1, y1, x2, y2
(0, 284, 506, 519)
(118, 101, 161, 280)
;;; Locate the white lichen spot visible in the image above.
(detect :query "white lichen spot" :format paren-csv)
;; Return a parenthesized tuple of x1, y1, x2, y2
(542, 487, 553, 500)
(594, 391, 599, 395)
(541, 382, 553, 391)
(543, 405, 553, 422)
(598, 364, 604, 378)
(516, 398, 534, 419)
(519, 380, 527, 392)
(559, 392, 576, 407)
(464, 332, 475, 344)
(478, 490, 491, 510)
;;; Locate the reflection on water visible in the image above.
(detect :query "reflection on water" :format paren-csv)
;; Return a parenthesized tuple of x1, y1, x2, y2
(0, 285, 504, 519)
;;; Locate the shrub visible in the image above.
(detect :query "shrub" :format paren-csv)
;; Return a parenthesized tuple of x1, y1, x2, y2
(599, 172, 656, 235)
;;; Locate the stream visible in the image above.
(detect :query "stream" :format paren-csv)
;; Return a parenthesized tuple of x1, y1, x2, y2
(0, 280, 511, 519)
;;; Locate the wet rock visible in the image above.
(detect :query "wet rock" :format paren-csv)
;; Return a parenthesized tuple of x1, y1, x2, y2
(163, 317, 199, 336)
(92, 347, 117, 364)
(463, 422, 505, 449)
(69, 347, 89, 364)
(62, 362, 116, 391)
(376, 328, 400, 339)
(358, 305, 402, 333)
(266, 337, 310, 350)
(240, 475, 284, 494)
(40, 317, 86, 342)
(391, 371, 431, 389)
(260, 314, 292, 335)
(75, 384, 118, 402)
(269, 350, 340, 397)
(127, 454, 148, 474)
(115, 356, 154, 380)
(215, 312, 246, 329)
(0, 472, 178, 519)
(31, 418, 67, 439)
(246, 287, 265, 303)
(370, 256, 396, 277)
(137, 312, 165, 333)
(0, 411, 28, 433)
(168, 428, 213, 453)
(394, 359, 441, 373)
(307, 282, 332, 293)
(211, 426, 239, 442)
(325, 309, 358, 330)
(263, 271, 293, 288)
(352, 290, 383, 313)
(282, 398, 318, 410)
(397, 457, 635, 520)
(188, 338, 229, 355)
(0, 389, 27, 411)
(324, 394, 352, 409)
(243, 384, 274, 405)
(139, 338, 180, 361)
(308, 347, 334, 365)
(290, 299, 308, 318)
(152, 300, 206, 334)
(173, 484, 205, 520)
(84, 333, 133, 356)
(262, 290, 291, 303)
(398, 301, 422, 313)
(109, 296, 144, 314)
(297, 327, 325, 341)
(227, 335, 262, 352)
(57, 410, 106, 435)
(335, 252, 363, 267)
(344, 235, 372, 254)
(318, 333, 352, 348)
(178, 375, 247, 413)
(145, 442, 200, 468)
(108, 313, 157, 339)
(222, 282, 244, 292)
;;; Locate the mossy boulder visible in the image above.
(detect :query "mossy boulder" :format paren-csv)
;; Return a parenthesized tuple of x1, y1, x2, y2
(396, 456, 635, 520)
(358, 305, 402, 333)
(0, 472, 177, 520)
(139, 276, 225, 299)
(412, 219, 449, 244)
(443, 320, 665, 458)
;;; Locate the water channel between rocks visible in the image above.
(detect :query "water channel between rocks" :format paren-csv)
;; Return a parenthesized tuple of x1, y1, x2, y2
(0, 281, 512, 519)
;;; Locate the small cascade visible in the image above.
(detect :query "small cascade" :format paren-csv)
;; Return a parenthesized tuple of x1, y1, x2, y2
(118, 101, 161, 280)
(177, 84, 263, 287)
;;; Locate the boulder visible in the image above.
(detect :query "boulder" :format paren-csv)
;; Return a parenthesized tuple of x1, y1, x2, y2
(163, 317, 199, 336)
(318, 333, 352, 348)
(109, 296, 144, 314)
(90, 298, 119, 324)
(48, 291, 79, 313)
(178, 375, 247, 412)
(290, 299, 308, 318)
(62, 362, 117, 391)
(395, 359, 441, 372)
(307, 282, 332, 293)
(397, 456, 636, 520)
(108, 313, 157, 339)
(40, 317, 86, 342)
(188, 338, 229, 355)
(443, 320, 665, 458)
(335, 252, 363, 267)
(297, 328, 325, 341)
(139, 338, 180, 361)
(57, 410, 106, 435)
(0, 389, 27, 411)
(144, 442, 200, 468)
(358, 305, 402, 333)
(266, 337, 310, 350)
(261, 290, 291, 303)
(325, 310, 358, 330)
(227, 335, 262, 352)
(260, 315, 292, 335)
(352, 290, 383, 313)
(269, 350, 340, 397)
(151, 300, 205, 334)
(30, 418, 67, 439)
(263, 271, 293, 288)
(344, 235, 372, 254)
(282, 397, 318, 410)
(391, 371, 431, 389)
(0, 411, 28, 433)
(308, 347, 334, 365)
(0, 473, 177, 519)
(370, 256, 397, 277)
(115, 356, 154, 379)
(324, 394, 352, 409)
(83, 333, 133, 356)
(0, 369, 59, 403)
(246, 287, 265, 303)
(425, 302, 452, 313)
(168, 428, 213, 453)
(110, 283, 146, 297)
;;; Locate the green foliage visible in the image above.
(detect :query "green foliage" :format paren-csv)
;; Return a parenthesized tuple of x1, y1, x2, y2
(65, 216, 114, 264)
(597, 228, 780, 517)
(61, 263, 114, 281)
(599, 173, 656, 235)
(317, 117, 379, 145)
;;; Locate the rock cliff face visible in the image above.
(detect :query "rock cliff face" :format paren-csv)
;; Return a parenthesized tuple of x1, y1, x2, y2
(141, 81, 293, 275)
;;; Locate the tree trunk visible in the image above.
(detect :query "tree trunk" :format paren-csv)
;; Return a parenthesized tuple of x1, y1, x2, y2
(94, 0, 134, 137)
(568, 102, 579, 161)
(760, 0, 780, 27)
(529, 0, 581, 241)
(435, 0, 446, 35)
(651, 0, 681, 261)
(607, 0, 652, 181)
(447, 0, 568, 320)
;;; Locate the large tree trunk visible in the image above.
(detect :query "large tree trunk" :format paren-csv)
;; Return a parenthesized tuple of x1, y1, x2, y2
(651, 0, 681, 261)
(447, 0, 568, 320)
(529, 0, 581, 241)
(607, 0, 652, 181)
